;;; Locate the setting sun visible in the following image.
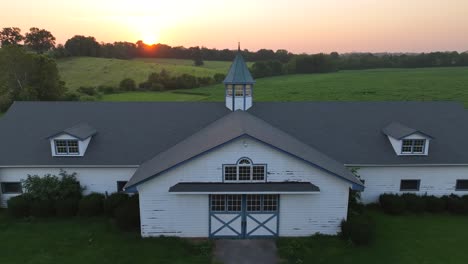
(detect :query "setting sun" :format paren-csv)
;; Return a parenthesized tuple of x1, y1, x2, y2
(142, 33, 158, 45)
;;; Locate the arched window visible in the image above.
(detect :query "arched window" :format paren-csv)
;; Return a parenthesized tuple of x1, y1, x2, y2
(223, 158, 266, 182)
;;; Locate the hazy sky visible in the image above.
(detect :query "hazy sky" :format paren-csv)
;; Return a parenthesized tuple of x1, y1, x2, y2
(2, 0, 468, 53)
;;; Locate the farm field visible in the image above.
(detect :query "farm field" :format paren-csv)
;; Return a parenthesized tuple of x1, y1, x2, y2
(57, 57, 234, 90)
(101, 66, 468, 106)
(277, 209, 468, 264)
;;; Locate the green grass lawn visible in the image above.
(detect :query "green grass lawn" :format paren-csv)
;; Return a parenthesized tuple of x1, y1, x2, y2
(0, 210, 211, 264)
(101, 67, 468, 106)
(57, 57, 234, 90)
(277, 209, 468, 264)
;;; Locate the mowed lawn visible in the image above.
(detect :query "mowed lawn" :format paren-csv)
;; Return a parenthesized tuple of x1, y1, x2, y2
(102, 67, 468, 106)
(57, 57, 233, 90)
(278, 209, 468, 264)
(0, 210, 211, 264)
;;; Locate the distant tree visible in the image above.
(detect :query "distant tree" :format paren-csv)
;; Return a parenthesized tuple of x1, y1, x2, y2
(0, 46, 66, 111)
(50, 44, 69, 58)
(192, 46, 204, 66)
(65, 35, 100, 57)
(24, 27, 56, 53)
(0, 27, 24, 47)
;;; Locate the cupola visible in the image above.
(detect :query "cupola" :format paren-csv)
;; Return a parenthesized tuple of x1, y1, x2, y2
(223, 44, 255, 111)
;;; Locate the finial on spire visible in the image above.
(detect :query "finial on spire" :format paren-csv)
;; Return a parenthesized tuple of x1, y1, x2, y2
(238, 42, 240, 52)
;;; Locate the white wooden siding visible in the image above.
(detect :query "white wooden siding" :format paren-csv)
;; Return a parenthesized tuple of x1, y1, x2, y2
(137, 137, 351, 238)
(358, 166, 468, 204)
(0, 167, 136, 207)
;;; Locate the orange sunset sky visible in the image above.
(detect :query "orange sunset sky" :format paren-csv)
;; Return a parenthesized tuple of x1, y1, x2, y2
(2, 0, 468, 53)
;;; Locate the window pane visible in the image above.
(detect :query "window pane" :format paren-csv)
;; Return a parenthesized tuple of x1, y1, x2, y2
(246, 195, 262, 212)
(211, 195, 226, 212)
(226, 85, 233, 96)
(262, 195, 278, 212)
(224, 166, 237, 181)
(227, 195, 242, 212)
(238, 159, 251, 165)
(245, 86, 252, 96)
(252, 166, 265, 181)
(234, 85, 244, 96)
(413, 139, 425, 153)
(456, 180, 468, 190)
(238, 166, 251, 181)
(400, 180, 420, 191)
(1, 182, 23, 194)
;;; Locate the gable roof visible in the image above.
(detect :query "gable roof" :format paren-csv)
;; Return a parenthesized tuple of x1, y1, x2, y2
(382, 122, 433, 139)
(223, 52, 255, 84)
(125, 111, 362, 189)
(48, 122, 97, 140)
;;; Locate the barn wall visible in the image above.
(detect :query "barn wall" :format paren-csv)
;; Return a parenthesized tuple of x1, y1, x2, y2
(357, 166, 468, 204)
(0, 167, 136, 207)
(137, 136, 351, 238)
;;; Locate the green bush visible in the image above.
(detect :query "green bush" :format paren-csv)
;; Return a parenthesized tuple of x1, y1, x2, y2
(213, 73, 226, 83)
(341, 214, 375, 246)
(55, 198, 79, 217)
(79, 193, 105, 216)
(30, 199, 55, 217)
(445, 195, 468, 214)
(119, 78, 136, 91)
(77, 86, 98, 96)
(115, 195, 140, 231)
(424, 195, 446, 213)
(7, 195, 31, 218)
(97, 85, 116, 94)
(62, 92, 80, 101)
(104, 192, 129, 217)
(79, 95, 97, 101)
(401, 193, 426, 213)
(379, 194, 406, 214)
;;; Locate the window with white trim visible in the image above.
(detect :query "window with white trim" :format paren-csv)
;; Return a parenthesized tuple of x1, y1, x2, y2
(401, 139, 425, 154)
(1, 182, 23, 194)
(223, 158, 266, 182)
(400, 179, 420, 191)
(455, 180, 468, 191)
(55, 140, 80, 155)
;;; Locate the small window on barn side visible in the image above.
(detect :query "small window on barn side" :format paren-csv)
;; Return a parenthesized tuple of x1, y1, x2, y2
(455, 180, 468, 191)
(400, 179, 420, 191)
(1, 182, 23, 194)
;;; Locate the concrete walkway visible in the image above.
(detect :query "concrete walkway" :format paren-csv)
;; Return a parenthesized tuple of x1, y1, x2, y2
(213, 239, 278, 264)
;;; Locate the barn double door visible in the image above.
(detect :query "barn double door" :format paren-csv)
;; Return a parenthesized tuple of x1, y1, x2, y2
(209, 194, 279, 238)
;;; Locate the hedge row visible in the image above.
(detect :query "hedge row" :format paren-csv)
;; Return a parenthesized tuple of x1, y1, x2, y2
(379, 193, 468, 215)
(340, 214, 376, 246)
(7, 192, 140, 231)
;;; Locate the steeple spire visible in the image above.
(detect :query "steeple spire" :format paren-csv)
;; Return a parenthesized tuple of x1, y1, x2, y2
(238, 42, 240, 52)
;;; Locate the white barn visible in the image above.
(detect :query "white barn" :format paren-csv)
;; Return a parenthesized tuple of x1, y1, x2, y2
(1, 51, 468, 238)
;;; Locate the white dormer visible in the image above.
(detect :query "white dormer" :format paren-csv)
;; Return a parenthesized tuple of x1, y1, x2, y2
(382, 122, 432, 156)
(48, 123, 97, 157)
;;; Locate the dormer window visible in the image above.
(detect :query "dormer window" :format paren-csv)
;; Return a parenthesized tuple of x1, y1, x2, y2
(48, 123, 97, 157)
(55, 140, 80, 155)
(401, 139, 425, 154)
(382, 122, 432, 156)
(224, 158, 266, 182)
